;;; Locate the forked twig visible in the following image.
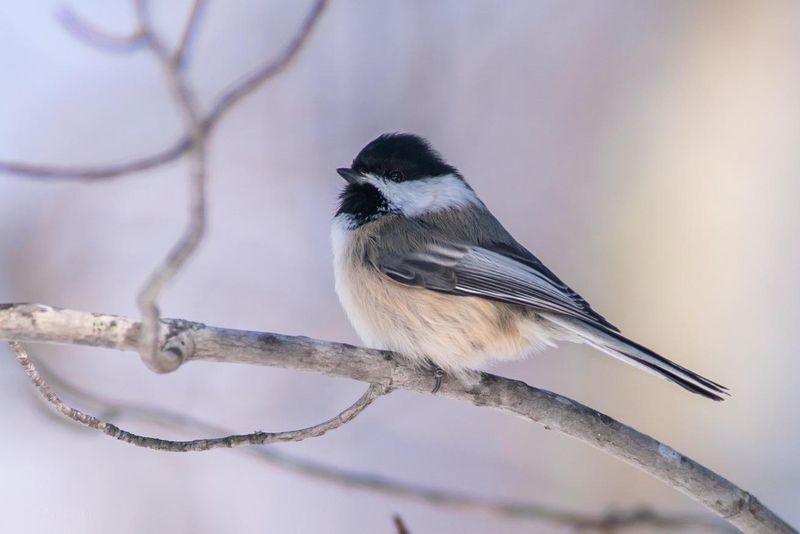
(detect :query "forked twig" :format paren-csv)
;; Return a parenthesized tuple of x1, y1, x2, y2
(29, 0, 327, 372)
(0, 0, 327, 181)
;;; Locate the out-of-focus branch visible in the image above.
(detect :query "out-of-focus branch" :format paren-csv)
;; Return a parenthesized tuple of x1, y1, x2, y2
(0, 0, 327, 181)
(200, 0, 327, 128)
(393, 516, 411, 534)
(10, 340, 387, 451)
(172, 0, 206, 68)
(27, 0, 325, 371)
(57, 6, 146, 53)
(129, 0, 208, 373)
(0, 140, 189, 179)
(0, 304, 793, 534)
(3, 0, 328, 371)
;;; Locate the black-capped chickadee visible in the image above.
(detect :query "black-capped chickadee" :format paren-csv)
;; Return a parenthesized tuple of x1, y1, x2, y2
(332, 133, 727, 400)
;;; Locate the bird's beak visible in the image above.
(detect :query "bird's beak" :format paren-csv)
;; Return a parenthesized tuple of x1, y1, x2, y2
(337, 167, 363, 184)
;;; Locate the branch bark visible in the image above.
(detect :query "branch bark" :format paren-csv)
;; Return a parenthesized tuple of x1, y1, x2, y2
(0, 303, 793, 534)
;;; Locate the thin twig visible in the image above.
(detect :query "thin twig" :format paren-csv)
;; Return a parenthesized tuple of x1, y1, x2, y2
(131, 0, 208, 373)
(201, 0, 327, 127)
(393, 515, 411, 534)
(133, 3, 200, 133)
(172, 0, 206, 69)
(0, 140, 189, 179)
(9, 341, 387, 451)
(0, 0, 327, 181)
(57, 6, 146, 53)
(29, 358, 733, 532)
(0, 304, 793, 533)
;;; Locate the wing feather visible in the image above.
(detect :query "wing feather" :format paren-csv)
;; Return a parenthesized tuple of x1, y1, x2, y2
(378, 243, 618, 331)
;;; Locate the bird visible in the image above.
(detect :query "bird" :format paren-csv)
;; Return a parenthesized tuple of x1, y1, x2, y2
(331, 133, 728, 400)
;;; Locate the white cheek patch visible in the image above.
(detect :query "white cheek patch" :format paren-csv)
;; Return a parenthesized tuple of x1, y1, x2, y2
(367, 174, 482, 217)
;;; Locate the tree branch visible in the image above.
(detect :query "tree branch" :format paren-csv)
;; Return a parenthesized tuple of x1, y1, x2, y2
(129, 0, 209, 374)
(57, 6, 146, 53)
(27, 357, 734, 532)
(0, 0, 327, 181)
(0, 140, 189, 180)
(9, 340, 387, 451)
(0, 303, 793, 534)
(4, 0, 328, 373)
(393, 515, 411, 534)
(200, 0, 327, 128)
(23, 0, 325, 371)
(172, 0, 206, 69)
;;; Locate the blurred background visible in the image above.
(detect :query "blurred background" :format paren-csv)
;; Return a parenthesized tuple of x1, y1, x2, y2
(1, 0, 799, 532)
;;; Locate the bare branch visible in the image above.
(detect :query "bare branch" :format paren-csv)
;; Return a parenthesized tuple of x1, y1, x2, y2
(29, 356, 734, 532)
(202, 0, 328, 127)
(126, 0, 327, 373)
(393, 515, 411, 534)
(57, 6, 146, 54)
(129, 0, 208, 373)
(0, 304, 793, 533)
(172, 0, 206, 69)
(1, 0, 327, 372)
(0, 0, 327, 181)
(132, 0, 202, 151)
(9, 340, 387, 451)
(0, 140, 188, 180)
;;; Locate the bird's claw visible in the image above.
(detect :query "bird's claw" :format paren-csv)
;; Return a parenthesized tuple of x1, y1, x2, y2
(431, 367, 445, 394)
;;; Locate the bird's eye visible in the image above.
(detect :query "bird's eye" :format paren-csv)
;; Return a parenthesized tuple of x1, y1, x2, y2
(388, 170, 404, 182)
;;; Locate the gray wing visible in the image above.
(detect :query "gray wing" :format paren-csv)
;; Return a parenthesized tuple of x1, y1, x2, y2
(376, 241, 619, 332)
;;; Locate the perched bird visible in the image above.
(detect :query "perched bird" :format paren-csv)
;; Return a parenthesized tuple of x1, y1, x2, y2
(331, 133, 727, 400)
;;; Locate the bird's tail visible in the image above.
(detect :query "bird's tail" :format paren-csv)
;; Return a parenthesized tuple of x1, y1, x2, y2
(543, 314, 729, 401)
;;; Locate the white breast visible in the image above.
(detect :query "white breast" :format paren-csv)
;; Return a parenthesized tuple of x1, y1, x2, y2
(330, 214, 556, 375)
(330, 214, 353, 270)
(330, 215, 386, 349)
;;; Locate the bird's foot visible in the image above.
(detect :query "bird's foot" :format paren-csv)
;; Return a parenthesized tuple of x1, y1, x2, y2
(431, 366, 445, 394)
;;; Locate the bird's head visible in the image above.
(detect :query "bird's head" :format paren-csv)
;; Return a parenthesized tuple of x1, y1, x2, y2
(335, 133, 478, 227)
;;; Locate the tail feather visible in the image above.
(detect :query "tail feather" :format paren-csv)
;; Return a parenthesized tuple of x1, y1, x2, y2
(544, 314, 729, 401)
